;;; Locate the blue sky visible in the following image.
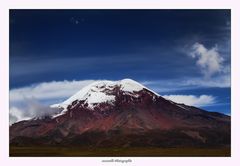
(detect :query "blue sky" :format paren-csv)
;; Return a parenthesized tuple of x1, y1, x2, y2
(9, 10, 231, 123)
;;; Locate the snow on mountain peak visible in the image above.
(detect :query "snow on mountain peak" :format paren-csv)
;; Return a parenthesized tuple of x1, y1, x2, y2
(51, 78, 159, 118)
(119, 78, 144, 92)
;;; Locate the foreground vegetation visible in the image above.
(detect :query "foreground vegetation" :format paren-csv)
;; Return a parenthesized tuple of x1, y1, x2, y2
(10, 146, 230, 157)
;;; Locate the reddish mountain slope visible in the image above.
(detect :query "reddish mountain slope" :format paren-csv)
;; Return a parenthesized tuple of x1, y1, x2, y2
(10, 79, 230, 148)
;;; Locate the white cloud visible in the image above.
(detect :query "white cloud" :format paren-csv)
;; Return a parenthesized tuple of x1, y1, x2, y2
(182, 74, 230, 88)
(163, 95, 216, 107)
(10, 80, 97, 125)
(9, 107, 28, 125)
(141, 75, 230, 94)
(9, 99, 60, 125)
(10, 80, 96, 103)
(190, 43, 224, 78)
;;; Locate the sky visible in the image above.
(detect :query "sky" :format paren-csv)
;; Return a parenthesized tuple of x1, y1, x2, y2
(9, 10, 231, 124)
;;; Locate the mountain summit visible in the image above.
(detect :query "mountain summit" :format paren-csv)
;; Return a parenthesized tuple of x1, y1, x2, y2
(51, 78, 159, 118)
(10, 79, 230, 148)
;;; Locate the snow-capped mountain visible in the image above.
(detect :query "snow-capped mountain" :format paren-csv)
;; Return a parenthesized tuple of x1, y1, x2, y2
(10, 78, 230, 148)
(51, 78, 159, 118)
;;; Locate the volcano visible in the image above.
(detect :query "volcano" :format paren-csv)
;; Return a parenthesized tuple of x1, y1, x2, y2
(10, 79, 230, 152)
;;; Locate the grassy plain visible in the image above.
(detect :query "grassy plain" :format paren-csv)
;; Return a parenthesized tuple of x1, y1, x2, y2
(10, 146, 230, 157)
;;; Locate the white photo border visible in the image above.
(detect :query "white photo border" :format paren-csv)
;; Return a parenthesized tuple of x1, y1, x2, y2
(1, 0, 240, 165)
